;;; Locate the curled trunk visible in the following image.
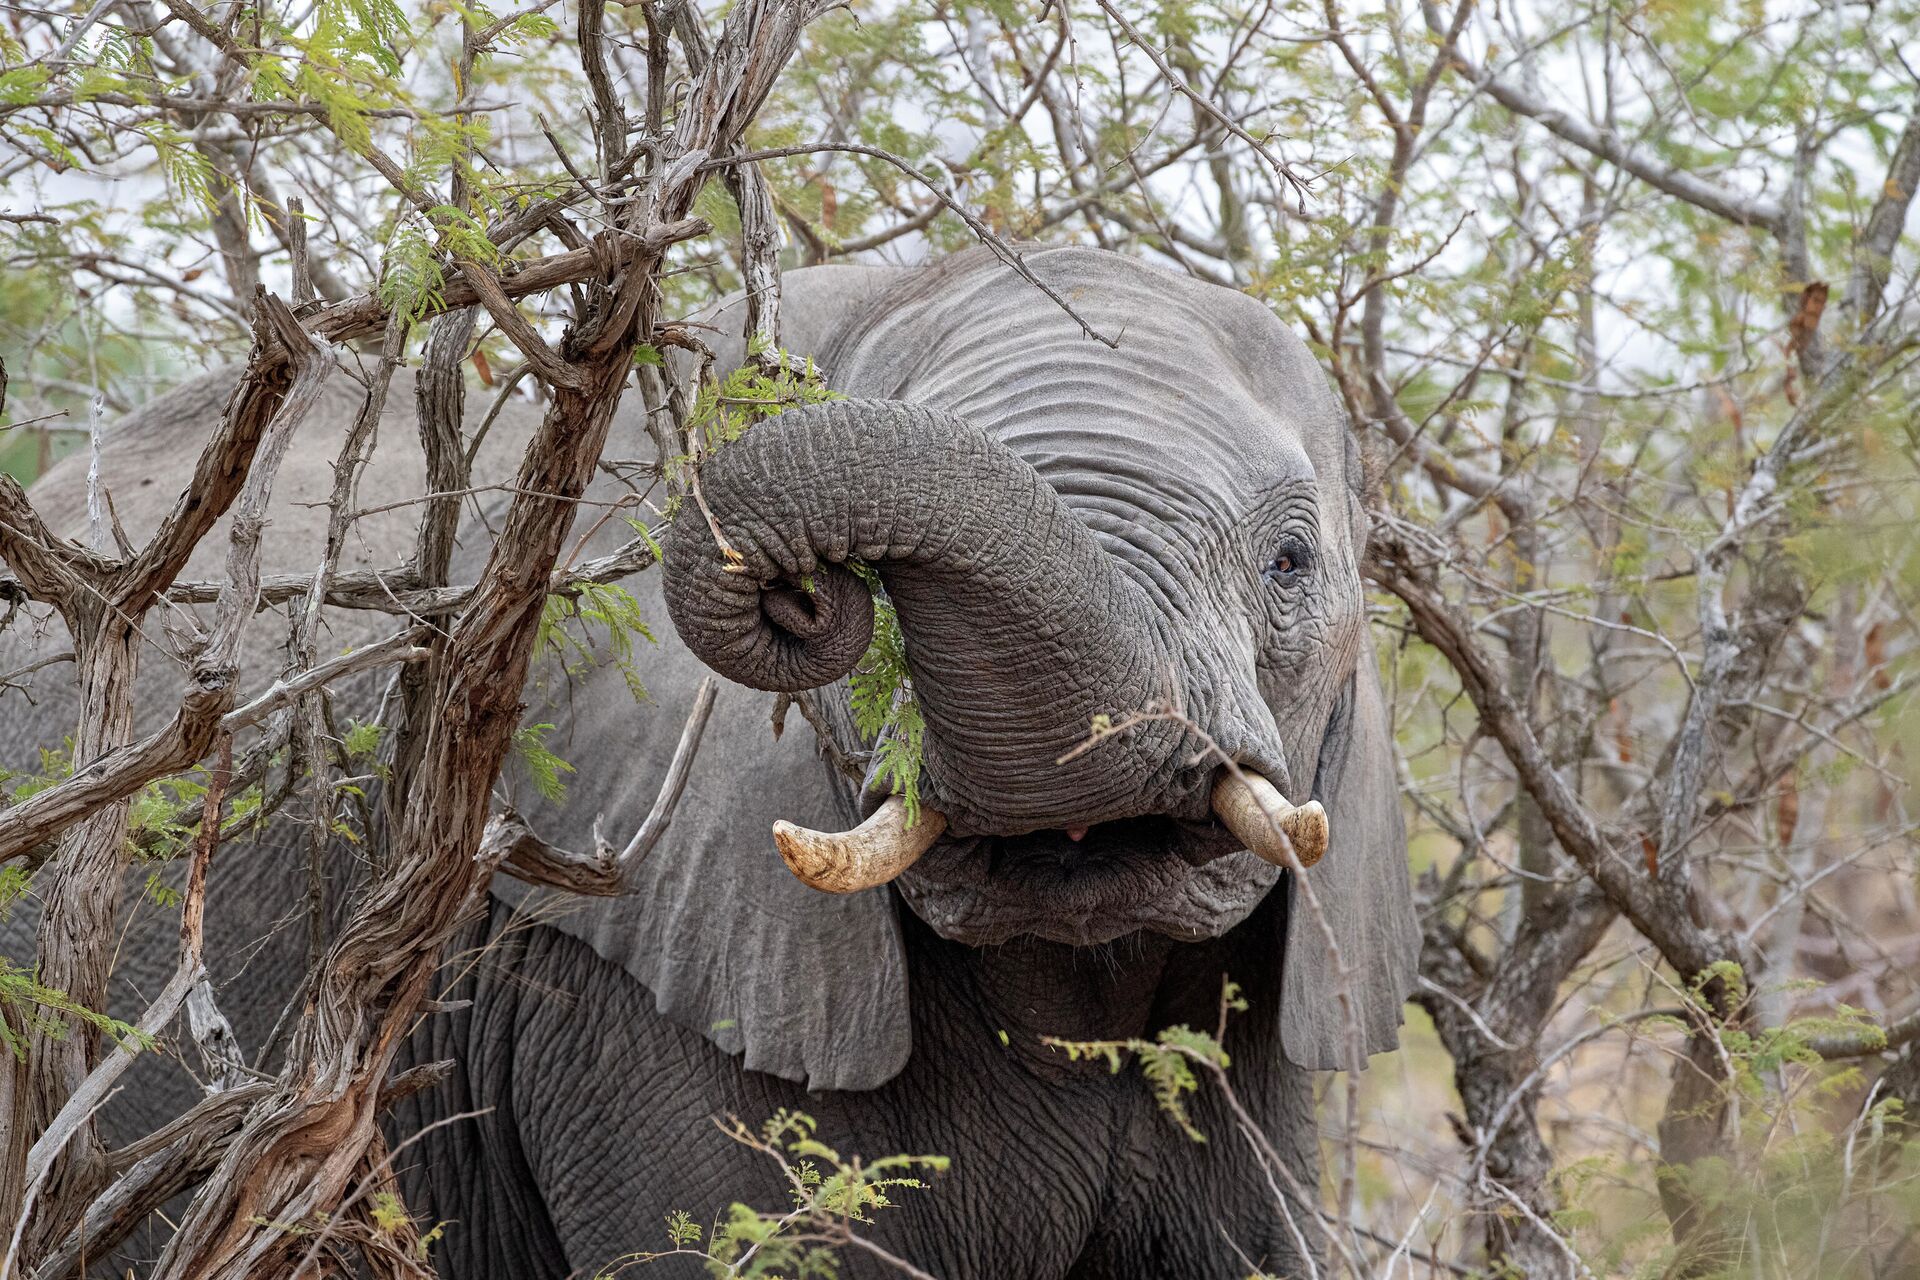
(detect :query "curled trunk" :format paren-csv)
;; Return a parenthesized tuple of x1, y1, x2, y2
(663, 400, 1186, 834)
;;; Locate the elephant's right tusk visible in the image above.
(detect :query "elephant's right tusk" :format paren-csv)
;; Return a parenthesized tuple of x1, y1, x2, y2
(1211, 771, 1328, 869)
(773, 797, 947, 893)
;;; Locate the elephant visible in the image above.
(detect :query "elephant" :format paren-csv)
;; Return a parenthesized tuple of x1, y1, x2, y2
(0, 245, 1417, 1278)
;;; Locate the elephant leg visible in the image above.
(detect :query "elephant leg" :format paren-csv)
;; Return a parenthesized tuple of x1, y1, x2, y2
(1066, 893, 1321, 1280)
(389, 895, 809, 1276)
(1110, 1052, 1319, 1280)
(388, 904, 572, 1279)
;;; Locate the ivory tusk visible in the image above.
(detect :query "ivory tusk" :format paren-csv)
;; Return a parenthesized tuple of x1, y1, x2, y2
(1210, 771, 1328, 869)
(772, 796, 947, 893)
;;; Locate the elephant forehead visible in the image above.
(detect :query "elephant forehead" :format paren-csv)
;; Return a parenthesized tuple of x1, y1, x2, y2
(829, 246, 1335, 505)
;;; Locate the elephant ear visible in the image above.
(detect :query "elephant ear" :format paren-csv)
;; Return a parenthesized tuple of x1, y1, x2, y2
(1279, 653, 1418, 1069)
(491, 569, 911, 1093)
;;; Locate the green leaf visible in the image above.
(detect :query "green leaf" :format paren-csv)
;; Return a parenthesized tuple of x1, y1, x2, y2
(845, 563, 925, 823)
(0, 959, 154, 1061)
(511, 722, 575, 803)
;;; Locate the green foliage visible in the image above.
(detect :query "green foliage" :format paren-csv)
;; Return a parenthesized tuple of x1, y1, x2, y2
(142, 869, 183, 911)
(3, 743, 73, 803)
(1044, 980, 1248, 1144)
(370, 1190, 409, 1233)
(663, 1209, 702, 1249)
(624, 518, 666, 567)
(127, 773, 203, 859)
(4, 743, 276, 864)
(845, 563, 925, 825)
(0, 959, 151, 1061)
(379, 214, 447, 325)
(510, 722, 575, 804)
(536, 581, 655, 704)
(1614, 1090, 1920, 1279)
(368, 1187, 449, 1261)
(131, 768, 268, 859)
(321, 0, 411, 77)
(427, 204, 503, 268)
(141, 121, 223, 214)
(602, 1109, 948, 1279)
(1533, 982, 1920, 1276)
(342, 718, 386, 762)
(687, 342, 840, 455)
(452, 0, 559, 48)
(0, 864, 29, 920)
(0, 64, 50, 106)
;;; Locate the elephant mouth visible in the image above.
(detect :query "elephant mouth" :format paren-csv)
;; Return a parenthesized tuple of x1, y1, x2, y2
(891, 815, 1282, 946)
(768, 766, 1324, 945)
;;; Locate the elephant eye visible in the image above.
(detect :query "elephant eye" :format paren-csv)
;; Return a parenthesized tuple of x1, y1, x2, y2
(1263, 537, 1314, 584)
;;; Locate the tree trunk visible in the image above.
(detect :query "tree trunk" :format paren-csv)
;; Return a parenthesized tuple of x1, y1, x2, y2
(22, 600, 145, 1241)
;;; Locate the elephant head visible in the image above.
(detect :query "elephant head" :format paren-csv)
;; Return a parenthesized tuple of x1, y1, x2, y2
(644, 247, 1416, 1073)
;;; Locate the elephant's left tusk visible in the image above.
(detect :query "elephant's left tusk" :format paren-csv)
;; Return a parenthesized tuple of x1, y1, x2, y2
(773, 797, 947, 893)
(1211, 770, 1328, 869)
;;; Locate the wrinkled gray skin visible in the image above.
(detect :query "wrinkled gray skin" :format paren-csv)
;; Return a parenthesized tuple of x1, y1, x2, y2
(0, 247, 1416, 1278)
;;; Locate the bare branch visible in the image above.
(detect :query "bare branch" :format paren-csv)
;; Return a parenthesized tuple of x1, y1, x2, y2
(1421, 1, 1785, 232)
(708, 144, 1120, 347)
(1842, 87, 1920, 325)
(17, 736, 232, 1210)
(488, 674, 719, 893)
(618, 674, 719, 865)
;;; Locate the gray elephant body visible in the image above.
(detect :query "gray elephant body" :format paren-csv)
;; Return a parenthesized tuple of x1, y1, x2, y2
(401, 878, 1312, 1278)
(0, 248, 1414, 1278)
